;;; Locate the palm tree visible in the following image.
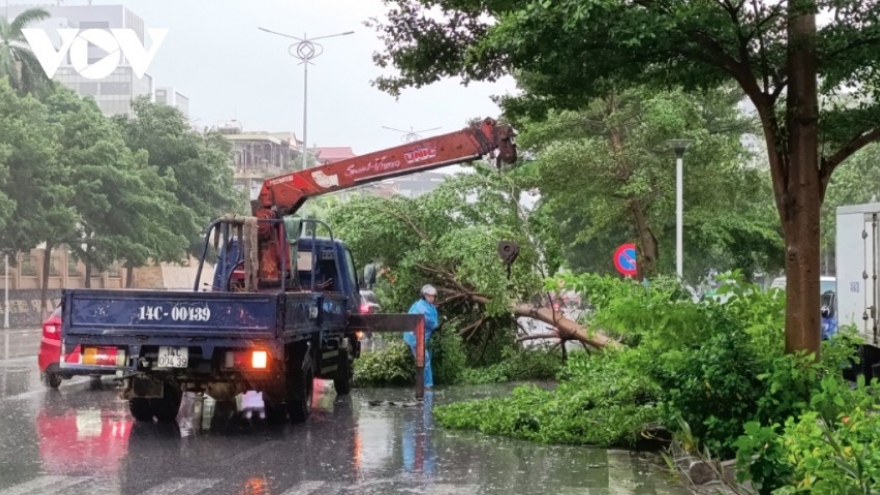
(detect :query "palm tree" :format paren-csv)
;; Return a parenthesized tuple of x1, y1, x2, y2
(0, 7, 52, 95)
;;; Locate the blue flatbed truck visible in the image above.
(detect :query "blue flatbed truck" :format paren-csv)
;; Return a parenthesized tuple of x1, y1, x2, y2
(59, 219, 375, 423)
(57, 118, 517, 423)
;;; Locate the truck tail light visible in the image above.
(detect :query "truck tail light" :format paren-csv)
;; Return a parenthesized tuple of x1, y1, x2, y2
(81, 347, 126, 367)
(252, 350, 268, 369)
(224, 350, 269, 371)
(359, 304, 371, 313)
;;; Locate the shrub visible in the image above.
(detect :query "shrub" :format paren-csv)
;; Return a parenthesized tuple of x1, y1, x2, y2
(435, 350, 664, 446)
(435, 272, 865, 464)
(734, 374, 880, 494)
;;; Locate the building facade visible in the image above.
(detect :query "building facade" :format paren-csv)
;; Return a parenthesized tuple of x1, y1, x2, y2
(218, 121, 303, 199)
(0, 247, 126, 292)
(5, 3, 185, 117)
(155, 87, 190, 117)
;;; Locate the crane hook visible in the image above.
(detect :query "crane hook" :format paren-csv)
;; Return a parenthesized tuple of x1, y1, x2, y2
(497, 241, 520, 280)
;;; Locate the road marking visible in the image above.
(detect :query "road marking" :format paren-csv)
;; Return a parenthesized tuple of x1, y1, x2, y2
(0, 475, 91, 495)
(139, 477, 221, 495)
(428, 484, 483, 494)
(279, 481, 328, 494)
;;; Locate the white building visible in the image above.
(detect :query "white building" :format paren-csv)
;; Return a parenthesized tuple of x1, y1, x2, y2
(155, 87, 189, 117)
(5, 3, 185, 117)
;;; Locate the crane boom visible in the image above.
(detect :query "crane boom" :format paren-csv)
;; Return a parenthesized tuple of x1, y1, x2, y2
(255, 118, 517, 218)
(250, 117, 516, 283)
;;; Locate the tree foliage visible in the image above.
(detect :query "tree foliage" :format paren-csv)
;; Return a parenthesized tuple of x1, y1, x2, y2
(0, 78, 76, 258)
(368, 0, 880, 356)
(0, 81, 243, 310)
(0, 8, 52, 96)
(113, 96, 245, 257)
(44, 89, 189, 283)
(517, 85, 783, 281)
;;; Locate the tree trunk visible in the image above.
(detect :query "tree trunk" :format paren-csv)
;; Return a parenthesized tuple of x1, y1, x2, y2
(126, 263, 135, 288)
(630, 201, 658, 279)
(84, 252, 93, 289)
(465, 292, 617, 349)
(513, 302, 616, 349)
(40, 244, 52, 320)
(783, 0, 822, 358)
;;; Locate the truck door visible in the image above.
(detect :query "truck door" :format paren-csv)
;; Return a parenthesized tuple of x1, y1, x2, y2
(873, 212, 880, 345)
(343, 247, 360, 312)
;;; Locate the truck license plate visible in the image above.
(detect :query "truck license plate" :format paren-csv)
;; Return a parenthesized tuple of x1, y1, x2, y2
(157, 346, 188, 368)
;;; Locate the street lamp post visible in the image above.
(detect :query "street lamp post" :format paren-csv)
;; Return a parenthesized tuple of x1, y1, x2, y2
(259, 27, 354, 170)
(666, 139, 693, 279)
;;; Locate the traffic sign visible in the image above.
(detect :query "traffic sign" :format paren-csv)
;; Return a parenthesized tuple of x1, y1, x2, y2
(613, 243, 637, 277)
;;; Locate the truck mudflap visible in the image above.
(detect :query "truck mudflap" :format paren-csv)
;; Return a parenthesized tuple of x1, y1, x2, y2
(59, 289, 285, 371)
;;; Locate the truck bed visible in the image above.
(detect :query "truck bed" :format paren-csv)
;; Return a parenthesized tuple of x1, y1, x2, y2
(59, 288, 350, 372)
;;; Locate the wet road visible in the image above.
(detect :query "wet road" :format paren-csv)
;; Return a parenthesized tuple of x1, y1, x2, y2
(0, 357, 689, 495)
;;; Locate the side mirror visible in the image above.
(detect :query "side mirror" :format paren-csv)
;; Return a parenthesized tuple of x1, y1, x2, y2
(820, 290, 835, 318)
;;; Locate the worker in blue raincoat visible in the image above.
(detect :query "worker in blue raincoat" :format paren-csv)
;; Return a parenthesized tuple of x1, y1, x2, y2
(403, 284, 440, 390)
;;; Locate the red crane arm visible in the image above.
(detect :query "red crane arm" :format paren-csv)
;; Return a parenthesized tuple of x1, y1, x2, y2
(255, 118, 517, 217)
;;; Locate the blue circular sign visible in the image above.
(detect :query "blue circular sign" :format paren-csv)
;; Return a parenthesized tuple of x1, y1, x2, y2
(613, 243, 637, 276)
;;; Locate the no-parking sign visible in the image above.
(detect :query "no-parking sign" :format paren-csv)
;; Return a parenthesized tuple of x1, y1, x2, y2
(613, 243, 637, 277)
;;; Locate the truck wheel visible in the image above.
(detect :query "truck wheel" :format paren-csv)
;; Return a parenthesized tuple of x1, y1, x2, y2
(333, 346, 353, 396)
(44, 373, 63, 390)
(287, 346, 314, 424)
(149, 382, 182, 423)
(129, 398, 154, 422)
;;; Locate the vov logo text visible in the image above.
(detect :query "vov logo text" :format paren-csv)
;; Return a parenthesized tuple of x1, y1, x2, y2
(22, 28, 168, 80)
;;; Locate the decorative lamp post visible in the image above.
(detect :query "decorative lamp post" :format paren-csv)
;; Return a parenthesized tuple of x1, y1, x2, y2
(258, 27, 354, 169)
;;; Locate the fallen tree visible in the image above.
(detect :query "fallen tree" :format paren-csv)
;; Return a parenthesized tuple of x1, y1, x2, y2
(324, 165, 616, 356)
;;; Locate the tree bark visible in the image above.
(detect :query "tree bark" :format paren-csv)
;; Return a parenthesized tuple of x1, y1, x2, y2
(782, 0, 822, 358)
(84, 251, 92, 289)
(126, 263, 135, 288)
(40, 244, 52, 320)
(630, 201, 658, 279)
(512, 302, 617, 349)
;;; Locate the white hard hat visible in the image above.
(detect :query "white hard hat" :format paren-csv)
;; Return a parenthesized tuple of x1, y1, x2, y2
(421, 284, 437, 296)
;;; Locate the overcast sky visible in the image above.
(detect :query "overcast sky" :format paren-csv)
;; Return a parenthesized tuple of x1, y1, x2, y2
(15, 0, 520, 155)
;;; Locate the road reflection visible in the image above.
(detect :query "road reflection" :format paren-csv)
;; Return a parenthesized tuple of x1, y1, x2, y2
(16, 380, 692, 494)
(35, 387, 132, 475)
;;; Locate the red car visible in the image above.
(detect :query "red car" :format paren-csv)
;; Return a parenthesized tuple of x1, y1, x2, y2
(39, 305, 108, 389)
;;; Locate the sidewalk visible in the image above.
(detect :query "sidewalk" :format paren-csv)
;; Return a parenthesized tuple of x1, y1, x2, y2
(1, 328, 41, 361)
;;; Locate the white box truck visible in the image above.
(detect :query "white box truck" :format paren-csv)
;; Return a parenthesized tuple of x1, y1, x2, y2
(835, 202, 880, 379)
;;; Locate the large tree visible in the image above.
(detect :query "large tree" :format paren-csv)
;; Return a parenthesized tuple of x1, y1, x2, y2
(517, 85, 783, 281)
(367, 0, 880, 357)
(0, 8, 51, 96)
(113, 97, 244, 259)
(45, 88, 189, 288)
(0, 78, 76, 275)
